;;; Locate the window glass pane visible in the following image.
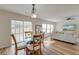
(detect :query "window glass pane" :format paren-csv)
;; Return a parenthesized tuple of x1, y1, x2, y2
(47, 29, 50, 33)
(15, 34, 20, 42)
(11, 29, 15, 34)
(42, 29, 46, 32)
(11, 24, 15, 29)
(42, 24, 46, 28)
(11, 20, 15, 25)
(15, 21, 20, 28)
(11, 20, 16, 34)
(51, 25, 54, 29)
(47, 24, 51, 33)
(24, 28, 27, 31)
(42, 24, 47, 34)
(19, 21, 23, 34)
(51, 25, 54, 32)
(11, 24, 15, 34)
(24, 22, 27, 27)
(20, 34, 24, 42)
(51, 29, 53, 33)
(16, 28, 19, 34)
(47, 24, 50, 29)
(27, 22, 32, 25)
(24, 22, 32, 31)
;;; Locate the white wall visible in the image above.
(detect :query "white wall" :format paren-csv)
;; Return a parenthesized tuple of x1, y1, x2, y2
(0, 10, 55, 48)
(56, 21, 63, 32)
(0, 16, 11, 48)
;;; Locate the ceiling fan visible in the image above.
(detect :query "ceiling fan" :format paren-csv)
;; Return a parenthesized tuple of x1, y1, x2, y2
(66, 17, 74, 20)
(65, 15, 79, 20)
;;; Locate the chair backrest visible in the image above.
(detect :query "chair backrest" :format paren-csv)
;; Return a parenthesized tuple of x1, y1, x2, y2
(33, 34, 42, 50)
(11, 34, 17, 49)
(33, 34, 43, 54)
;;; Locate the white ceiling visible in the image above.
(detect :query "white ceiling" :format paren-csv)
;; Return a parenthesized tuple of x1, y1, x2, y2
(0, 4, 79, 22)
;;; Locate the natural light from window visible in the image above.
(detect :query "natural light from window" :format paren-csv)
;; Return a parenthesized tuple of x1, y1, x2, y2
(11, 20, 32, 43)
(42, 24, 54, 34)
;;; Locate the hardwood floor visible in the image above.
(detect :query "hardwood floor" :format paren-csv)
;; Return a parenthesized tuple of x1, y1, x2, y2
(45, 40, 79, 55)
(1, 39, 79, 55)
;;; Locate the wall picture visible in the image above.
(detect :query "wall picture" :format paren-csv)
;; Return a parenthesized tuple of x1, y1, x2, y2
(63, 24, 76, 31)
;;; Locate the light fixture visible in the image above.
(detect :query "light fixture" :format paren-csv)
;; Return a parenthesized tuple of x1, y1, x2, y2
(31, 4, 37, 18)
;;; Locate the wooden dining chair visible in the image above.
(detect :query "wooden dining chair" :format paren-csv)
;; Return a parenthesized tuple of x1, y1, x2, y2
(26, 34, 43, 55)
(11, 34, 27, 55)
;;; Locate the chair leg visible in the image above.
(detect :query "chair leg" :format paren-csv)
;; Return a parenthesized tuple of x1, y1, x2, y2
(42, 41, 45, 47)
(15, 50, 18, 55)
(25, 48, 29, 55)
(39, 48, 42, 55)
(40, 51, 42, 55)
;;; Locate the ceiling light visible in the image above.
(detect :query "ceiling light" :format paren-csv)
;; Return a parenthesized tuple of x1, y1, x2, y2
(31, 14, 37, 18)
(31, 4, 37, 18)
